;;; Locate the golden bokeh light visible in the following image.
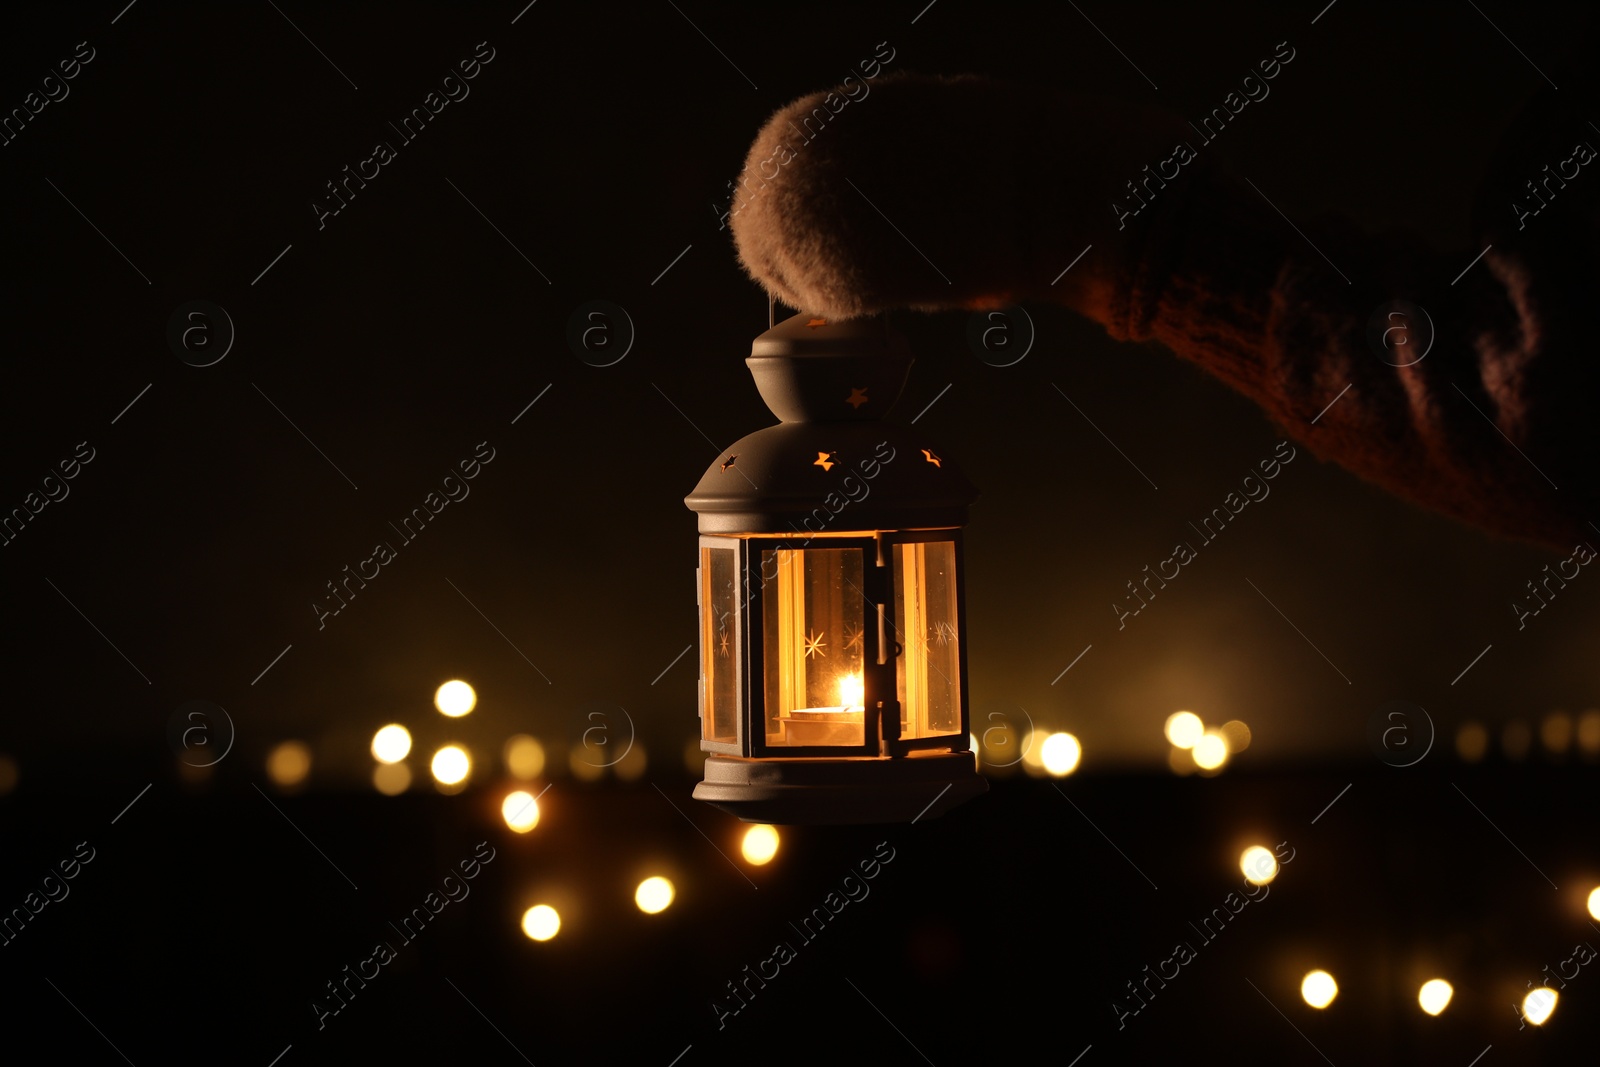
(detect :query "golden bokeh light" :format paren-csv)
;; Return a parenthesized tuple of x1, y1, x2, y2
(635, 876, 675, 914)
(266, 741, 311, 787)
(521, 904, 560, 941)
(371, 724, 412, 764)
(683, 739, 707, 776)
(1220, 720, 1252, 752)
(614, 741, 648, 783)
(568, 747, 605, 782)
(430, 744, 470, 786)
(0, 753, 18, 796)
(741, 824, 779, 865)
(1192, 730, 1230, 771)
(373, 762, 411, 795)
(1541, 711, 1573, 755)
(1586, 885, 1600, 921)
(504, 734, 546, 780)
(1455, 722, 1489, 764)
(434, 680, 477, 717)
(1522, 986, 1557, 1026)
(1240, 845, 1278, 886)
(502, 790, 540, 832)
(1040, 732, 1082, 776)
(1165, 711, 1205, 749)
(1577, 709, 1600, 756)
(1301, 970, 1338, 1009)
(1418, 978, 1453, 1016)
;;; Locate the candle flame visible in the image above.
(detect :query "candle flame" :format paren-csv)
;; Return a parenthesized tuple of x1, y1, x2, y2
(839, 673, 864, 709)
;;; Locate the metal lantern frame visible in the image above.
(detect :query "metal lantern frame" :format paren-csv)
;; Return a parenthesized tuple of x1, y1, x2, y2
(685, 312, 988, 825)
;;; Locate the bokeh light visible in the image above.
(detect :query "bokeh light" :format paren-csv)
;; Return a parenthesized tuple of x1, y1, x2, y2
(568, 747, 605, 782)
(431, 744, 470, 786)
(614, 741, 648, 782)
(502, 790, 540, 832)
(683, 739, 706, 776)
(1165, 711, 1204, 749)
(1522, 986, 1557, 1026)
(373, 762, 411, 796)
(741, 824, 779, 865)
(635, 876, 675, 914)
(1541, 711, 1573, 755)
(1040, 732, 1082, 776)
(266, 741, 311, 787)
(1192, 730, 1230, 771)
(435, 680, 477, 717)
(1418, 978, 1453, 1016)
(521, 904, 560, 941)
(504, 734, 546, 780)
(371, 724, 412, 764)
(1220, 720, 1252, 752)
(1577, 709, 1600, 756)
(0, 753, 17, 796)
(1587, 885, 1600, 921)
(1301, 970, 1338, 1009)
(1455, 722, 1489, 763)
(1240, 845, 1278, 885)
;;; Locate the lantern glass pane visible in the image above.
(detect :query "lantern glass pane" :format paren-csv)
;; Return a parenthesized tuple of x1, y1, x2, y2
(700, 545, 738, 744)
(761, 547, 866, 747)
(895, 540, 962, 738)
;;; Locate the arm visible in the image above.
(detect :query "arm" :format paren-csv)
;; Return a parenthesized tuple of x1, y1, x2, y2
(729, 73, 1600, 551)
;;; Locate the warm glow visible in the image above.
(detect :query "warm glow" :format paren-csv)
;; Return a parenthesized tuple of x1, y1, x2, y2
(635, 876, 675, 914)
(435, 680, 477, 717)
(614, 741, 649, 783)
(373, 762, 411, 795)
(371, 724, 412, 764)
(1040, 732, 1082, 776)
(1418, 978, 1453, 1016)
(502, 790, 540, 832)
(266, 741, 311, 787)
(521, 904, 560, 941)
(1240, 845, 1278, 885)
(741, 824, 780, 865)
(1220, 719, 1252, 752)
(504, 734, 545, 779)
(1523, 987, 1557, 1026)
(1301, 970, 1338, 1009)
(1192, 730, 1230, 770)
(838, 673, 863, 709)
(1588, 885, 1600, 921)
(1165, 711, 1205, 748)
(1455, 722, 1489, 763)
(431, 745, 470, 785)
(568, 747, 604, 782)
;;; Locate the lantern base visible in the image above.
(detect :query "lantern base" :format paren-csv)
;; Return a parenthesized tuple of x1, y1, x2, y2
(693, 752, 987, 825)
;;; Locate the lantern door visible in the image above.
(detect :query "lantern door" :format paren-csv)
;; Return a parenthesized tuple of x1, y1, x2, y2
(747, 537, 885, 758)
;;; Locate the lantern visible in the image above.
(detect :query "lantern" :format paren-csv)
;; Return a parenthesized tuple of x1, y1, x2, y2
(686, 312, 987, 824)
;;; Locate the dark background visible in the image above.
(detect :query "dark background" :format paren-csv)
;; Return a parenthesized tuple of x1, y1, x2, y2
(1, 1, 1598, 1063)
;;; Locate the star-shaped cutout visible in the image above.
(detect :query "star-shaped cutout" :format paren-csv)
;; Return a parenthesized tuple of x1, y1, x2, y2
(846, 387, 869, 410)
(814, 451, 835, 472)
(933, 620, 958, 646)
(802, 629, 827, 659)
(843, 624, 864, 655)
(922, 449, 941, 467)
(720, 455, 738, 472)
(806, 317, 828, 329)
(717, 628, 731, 657)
